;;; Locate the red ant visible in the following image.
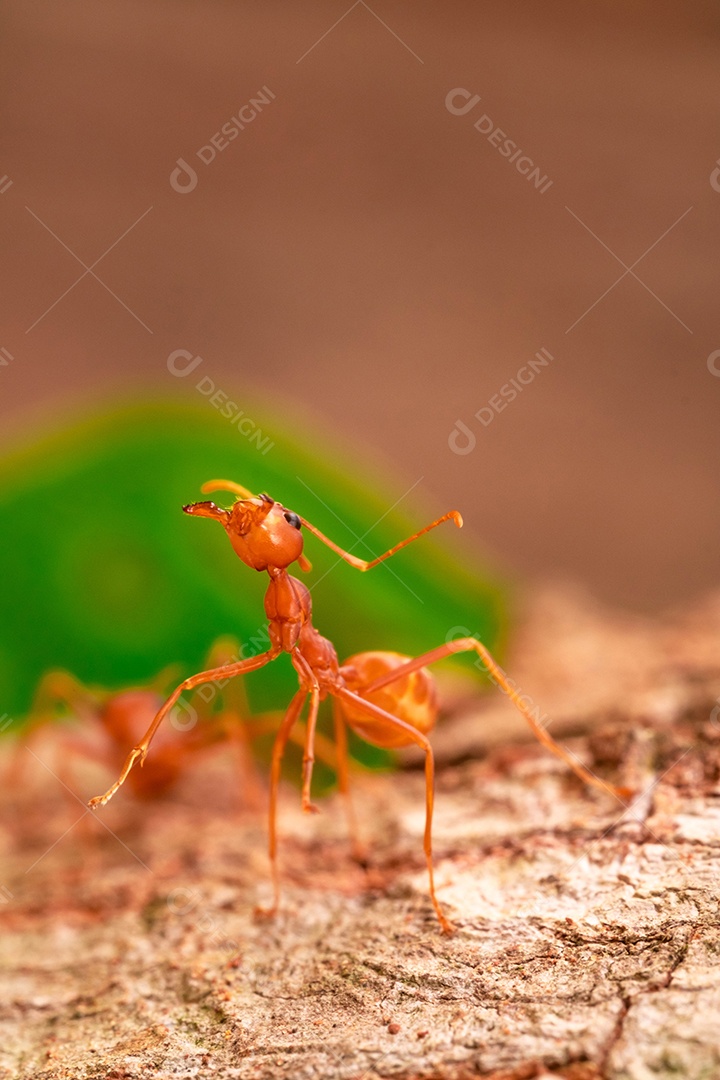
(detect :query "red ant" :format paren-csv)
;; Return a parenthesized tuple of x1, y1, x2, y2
(21, 640, 339, 806)
(89, 479, 626, 932)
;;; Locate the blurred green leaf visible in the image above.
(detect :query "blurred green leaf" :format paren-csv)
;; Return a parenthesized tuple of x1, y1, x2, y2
(0, 399, 506, 735)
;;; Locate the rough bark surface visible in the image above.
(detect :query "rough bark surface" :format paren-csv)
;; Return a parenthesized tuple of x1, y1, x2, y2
(2, 584, 720, 1080)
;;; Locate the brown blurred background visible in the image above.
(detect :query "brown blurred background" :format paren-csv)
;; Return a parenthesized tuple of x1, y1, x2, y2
(1, 0, 719, 612)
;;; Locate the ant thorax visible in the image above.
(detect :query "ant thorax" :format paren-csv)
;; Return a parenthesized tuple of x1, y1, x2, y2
(263, 570, 310, 626)
(297, 622, 340, 691)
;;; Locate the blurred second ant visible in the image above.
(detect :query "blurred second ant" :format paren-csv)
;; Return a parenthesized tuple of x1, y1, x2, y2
(14, 638, 339, 808)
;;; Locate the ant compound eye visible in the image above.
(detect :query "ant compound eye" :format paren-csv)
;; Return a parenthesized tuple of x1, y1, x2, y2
(284, 512, 302, 530)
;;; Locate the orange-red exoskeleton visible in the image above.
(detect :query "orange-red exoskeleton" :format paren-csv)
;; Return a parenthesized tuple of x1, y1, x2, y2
(89, 479, 626, 932)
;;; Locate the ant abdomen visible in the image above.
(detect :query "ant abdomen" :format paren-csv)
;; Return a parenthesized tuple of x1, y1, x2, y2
(339, 651, 438, 749)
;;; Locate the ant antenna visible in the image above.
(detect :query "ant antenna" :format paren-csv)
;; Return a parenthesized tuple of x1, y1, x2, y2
(299, 510, 463, 571)
(201, 479, 256, 500)
(197, 478, 461, 572)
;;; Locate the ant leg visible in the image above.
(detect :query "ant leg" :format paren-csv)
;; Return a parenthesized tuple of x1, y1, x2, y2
(290, 652, 321, 813)
(361, 638, 630, 801)
(256, 689, 308, 918)
(246, 715, 339, 772)
(88, 647, 280, 808)
(30, 670, 97, 719)
(334, 687, 453, 934)
(47, 735, 120, 824)
(9, 671, 99, 787)
(332, 701, 366, 863)
(147, 663, 185, 696)
(198, 637, 268, 809)
(25, 671, 99, 749)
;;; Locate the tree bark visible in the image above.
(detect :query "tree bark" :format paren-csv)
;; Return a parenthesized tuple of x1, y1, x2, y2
(2, 583, 720, 1079)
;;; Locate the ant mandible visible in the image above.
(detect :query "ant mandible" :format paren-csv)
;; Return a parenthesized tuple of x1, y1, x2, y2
(89, 479, 626, 933)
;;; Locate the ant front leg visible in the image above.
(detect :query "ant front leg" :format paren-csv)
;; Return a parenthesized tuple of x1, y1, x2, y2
(362, 638, 631, 802)
(88, 647, 280, 809)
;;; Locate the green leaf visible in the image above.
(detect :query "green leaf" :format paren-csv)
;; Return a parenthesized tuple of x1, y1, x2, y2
(0, 399, 506, 746)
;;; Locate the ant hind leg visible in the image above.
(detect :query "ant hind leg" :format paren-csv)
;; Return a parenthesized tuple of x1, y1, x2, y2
(361, 637, 631, 802)
(255, 689, 308, 920)
(334, 687, 454, 934)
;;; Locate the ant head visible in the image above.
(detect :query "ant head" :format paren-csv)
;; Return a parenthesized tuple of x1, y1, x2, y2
(184, 482, 310, 573)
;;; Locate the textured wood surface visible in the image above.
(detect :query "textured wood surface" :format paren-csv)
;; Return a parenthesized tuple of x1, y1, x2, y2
(2, 585, 720, 1079)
